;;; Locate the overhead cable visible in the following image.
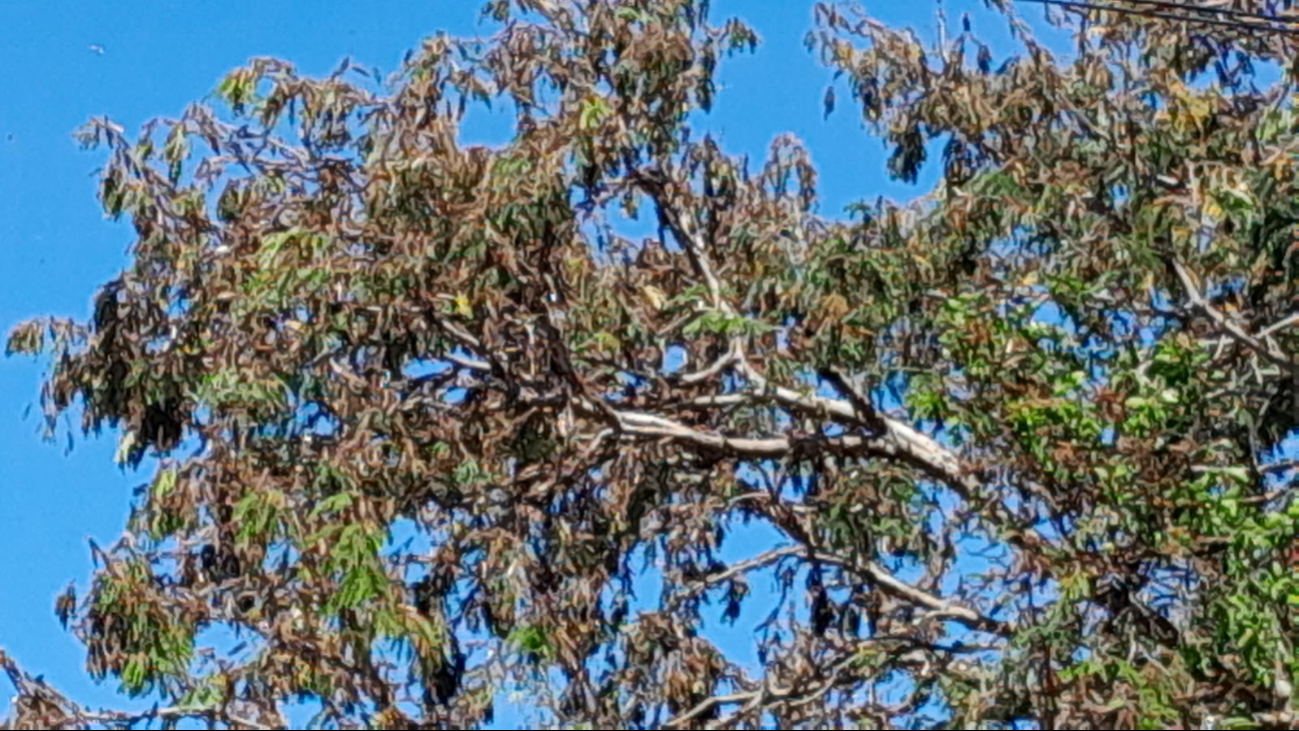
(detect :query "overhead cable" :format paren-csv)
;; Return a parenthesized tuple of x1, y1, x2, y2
(1014, 0, 1299, 35)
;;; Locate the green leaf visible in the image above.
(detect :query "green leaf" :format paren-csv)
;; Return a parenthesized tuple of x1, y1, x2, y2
(217, 69, 257, 112)
(310, 491, 355, 519)
(579, 96, 611, 131)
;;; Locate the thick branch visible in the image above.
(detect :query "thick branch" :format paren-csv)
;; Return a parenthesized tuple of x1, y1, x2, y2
(605, 363, 1049, 555)
(817, 365, 886, 433)
(735, 360, 975, 496)
(611, 408, 886, 458)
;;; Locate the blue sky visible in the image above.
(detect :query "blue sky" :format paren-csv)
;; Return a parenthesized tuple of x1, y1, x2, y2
(0, 0, 1057, 724)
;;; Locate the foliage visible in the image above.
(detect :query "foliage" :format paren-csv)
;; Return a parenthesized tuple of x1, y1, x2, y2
(5, 0, 1299, 728)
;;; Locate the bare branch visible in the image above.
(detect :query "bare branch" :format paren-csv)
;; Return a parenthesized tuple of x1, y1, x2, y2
(735, 360, 973, 493)
(810, 552, 1011, 636)
(674, 393, 753, 409)
(630, 165, 729, 313)
(610, 407, 888, 458)
(1169, 257, 1295, 372)
(677, 341, 744, 384)
(817, 365, 885, 433)
(1258, 312, 1299, 340)
(681, 545, 803, 598)
(445, 351, 492, 372)
(1, 649, 273, 730)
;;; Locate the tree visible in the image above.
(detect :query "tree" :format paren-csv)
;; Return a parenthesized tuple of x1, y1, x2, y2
(4, 0, 1299, 727)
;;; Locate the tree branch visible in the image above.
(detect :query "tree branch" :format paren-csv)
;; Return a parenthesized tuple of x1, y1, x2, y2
(1, 649, 275, 730)
(662, 652, 864, 730)
(1168, 256, 1295, 372)
(664, 637, 986, 730)
(609, 407, 884, 458)
(735, 360, 975, 495)
(629, 165, 728, 313)
(810, 552, 1011, 636)
(681, 545, 804, 598)
(677, 341, 744, 384)
(817, 365, 885, 433)
(1258, 312, 1299, 340)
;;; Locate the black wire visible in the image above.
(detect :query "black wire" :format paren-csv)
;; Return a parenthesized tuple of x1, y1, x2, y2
(1015, 0, 1299, 35)
(1103, 0, 1299, 25)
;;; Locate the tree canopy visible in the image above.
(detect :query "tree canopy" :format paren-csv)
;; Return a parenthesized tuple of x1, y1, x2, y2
(6, 0, 1299, 728)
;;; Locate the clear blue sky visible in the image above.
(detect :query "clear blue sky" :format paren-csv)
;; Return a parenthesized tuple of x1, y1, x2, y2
(0, 0, 1053, 723)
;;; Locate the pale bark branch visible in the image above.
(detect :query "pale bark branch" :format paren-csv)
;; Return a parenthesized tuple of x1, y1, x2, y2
(444, 351, 491, 372)
(735, 360, 974, 495)
(1258, 312, 1299, 339)
(1, 649, 274, 730)
(810, 552, 1011, 635)
(681, 545, 803, 598)
(675, 393, 752, 409)
(664, 637, 984, 730)
(668, 528, 1007, 634)
(1170, 257, 1295, 372)
(677, 341, 744, 384)
(663, 652, 863, 730)
(630, 166, 728, 313)
(610, 407, 881, 457)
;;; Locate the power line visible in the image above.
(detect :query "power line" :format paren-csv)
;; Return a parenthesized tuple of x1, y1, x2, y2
(1015, 0, 1299, 35)
(1105, 0, 1299, 25)
(1017, 0, 1299, 33)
